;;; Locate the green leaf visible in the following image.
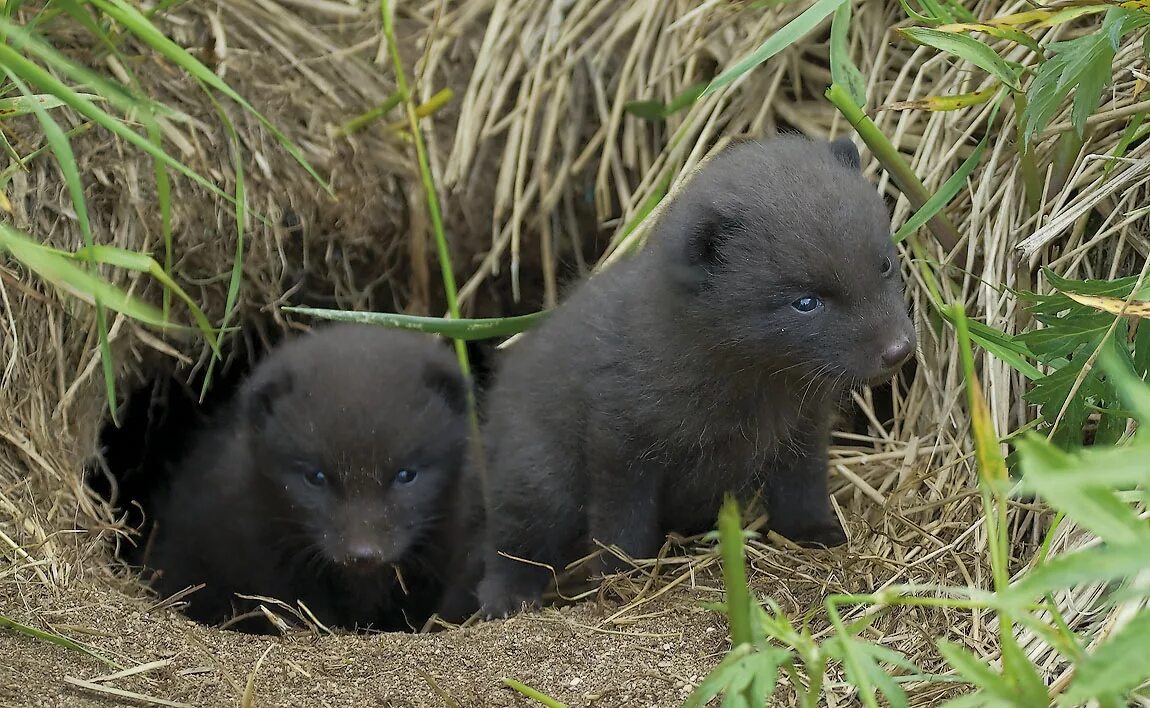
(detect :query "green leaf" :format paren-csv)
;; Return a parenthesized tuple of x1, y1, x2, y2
(1014, 434, 1150, 545)
(936, 697, 1005, 708)
(281, 306, 549, 341)
(933, 22, 1043, 55)
(1023, 8, 1150, 141)
(147, 118, 174, 322)
(899, 0, 958, 25)
(704, 0, 848, 96)
(1005, 542, 1150, 606)
(952, 305, 1010, 486)
(1061, 609, 1150, 704)
(937, 640, 1015, 700)
(898, 27, 1022, 90)
(745, 650, 784, 707)
(825, 634, 907, 708)
(936, 308, 1041, 379)
(1044, 268, 1150, 300)
(1134, 311, 1150, 380)
(683, 644, 757, 708)
(1098, 343, 1150, 425)
(855, 642, 911, 708)
(830, 2, 867, 106)
(999, 633, 1049, 706)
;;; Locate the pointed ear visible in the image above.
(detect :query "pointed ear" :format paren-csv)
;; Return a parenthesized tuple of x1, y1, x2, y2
(829, 136, 861, 171)
(423, 362, 467, 416)
(244, 369, 293, 431)
(673, 207, 740, 292)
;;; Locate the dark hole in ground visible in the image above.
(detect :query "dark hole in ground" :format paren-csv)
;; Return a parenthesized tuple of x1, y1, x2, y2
(86, 317, 285, 570)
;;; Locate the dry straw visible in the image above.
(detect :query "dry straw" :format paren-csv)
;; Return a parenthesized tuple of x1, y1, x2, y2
(0, 0, 1147, 705)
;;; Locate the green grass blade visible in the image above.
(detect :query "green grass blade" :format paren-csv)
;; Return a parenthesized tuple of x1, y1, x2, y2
(951, 304, 1010, 601)
(0, 225, 168, 327)
(893, 91, 1004, 244)
(897, 28, 1021, 90)
(200, 92, 247, 399)
(718, 496, 753, 648)
(610, 168, 674, 255)
(281, 306, 548, 341)
(830, 1, 867, 106)
(381, 0, 479, 441)
(624, 81, 708, 121)
(704, 0, 848, 97)
(0, 92, 100, 116)
(147, 119, 173, 322)
(502, 679, 567, 708)
(825, 83, 962, 251)
(0, 17, 184, 121)
(5, 68, 119, 424)
(337, 90, 405, 135)
(0, 615, 116, 667)
(68, 245, 220, 356)
(942, 314, 1041, 381)
(89, 0, 331, 193)
(0, 41, 240, 212)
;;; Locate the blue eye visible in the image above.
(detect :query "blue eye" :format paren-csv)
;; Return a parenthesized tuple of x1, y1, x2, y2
(394, 469, 418, 485)
(792, 296, 822, 313)
(881, 256, 893, 276)
(304, 468, 326, 486)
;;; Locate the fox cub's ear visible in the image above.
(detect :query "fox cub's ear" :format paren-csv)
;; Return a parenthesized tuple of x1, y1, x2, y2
(243, 369, 294, 431)
(829, 136, 861, 171)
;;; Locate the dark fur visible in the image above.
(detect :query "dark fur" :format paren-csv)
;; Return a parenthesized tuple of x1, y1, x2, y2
(476, 135, 917, 618)
(144, 324, 469, 632)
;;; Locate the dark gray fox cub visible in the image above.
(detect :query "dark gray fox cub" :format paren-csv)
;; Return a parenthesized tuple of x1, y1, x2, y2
(475, 135, 917, 618)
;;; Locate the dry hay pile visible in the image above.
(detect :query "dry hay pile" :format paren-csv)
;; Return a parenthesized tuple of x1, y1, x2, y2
(1, 0, 1146, 706)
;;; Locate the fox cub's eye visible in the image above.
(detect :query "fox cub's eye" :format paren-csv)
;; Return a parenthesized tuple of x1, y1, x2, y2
(792, 296, 822, 313)
(394, 469, 418, 485)
(881, 256, 894, 276)
(304, 468, 327, 486)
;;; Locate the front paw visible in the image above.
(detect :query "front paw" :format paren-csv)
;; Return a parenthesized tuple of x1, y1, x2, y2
(477, 575, 541, 620)
(774, 520, 847, 549)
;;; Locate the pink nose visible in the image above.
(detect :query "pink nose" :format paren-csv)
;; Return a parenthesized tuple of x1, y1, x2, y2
(882, 336, 914, 370)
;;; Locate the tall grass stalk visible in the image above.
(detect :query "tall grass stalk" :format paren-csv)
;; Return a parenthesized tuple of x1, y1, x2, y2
(377, 0, 486, 493)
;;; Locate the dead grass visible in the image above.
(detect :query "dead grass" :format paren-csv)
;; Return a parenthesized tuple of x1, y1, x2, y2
(1, 0, 1148, 705)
